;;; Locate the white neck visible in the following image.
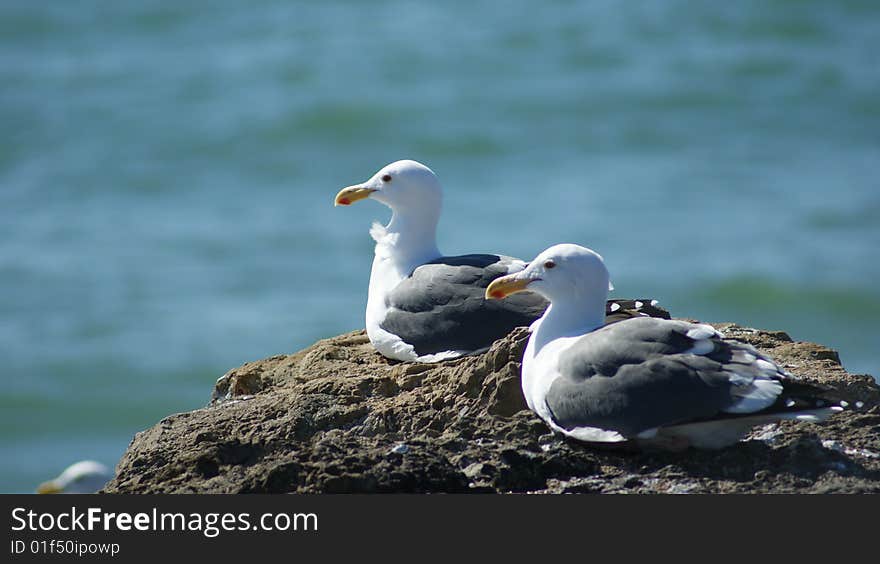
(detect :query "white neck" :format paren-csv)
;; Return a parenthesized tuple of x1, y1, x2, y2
(528, 297, 605, 357)
(371, 207, 441, 275)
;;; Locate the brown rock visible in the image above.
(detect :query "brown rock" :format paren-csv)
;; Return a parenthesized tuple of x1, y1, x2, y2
(104, 323, 880, 494)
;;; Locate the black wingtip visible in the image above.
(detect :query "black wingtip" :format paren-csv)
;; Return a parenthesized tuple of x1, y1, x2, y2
(604, 298, 671, 322)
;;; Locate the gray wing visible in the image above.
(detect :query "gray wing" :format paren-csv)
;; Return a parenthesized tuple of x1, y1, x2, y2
(379, 254, 547, 356)
(545, 317, 827, 437)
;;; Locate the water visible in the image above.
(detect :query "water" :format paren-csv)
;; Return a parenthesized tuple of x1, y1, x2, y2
(1, 0, 877, 493)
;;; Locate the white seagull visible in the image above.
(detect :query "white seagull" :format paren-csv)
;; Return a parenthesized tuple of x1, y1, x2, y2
(335, 160, 665, 363)
(37, 460, 112, 494)
(485, 243, 841, 450)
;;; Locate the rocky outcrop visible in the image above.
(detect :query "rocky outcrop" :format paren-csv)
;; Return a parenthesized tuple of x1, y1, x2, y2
(104, 324, 880, 494)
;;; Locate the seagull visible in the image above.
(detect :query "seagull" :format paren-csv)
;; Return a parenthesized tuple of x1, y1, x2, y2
(335, 160, 666, 362)
(36, 460, 112, 494)
(485, 243, 841, 450)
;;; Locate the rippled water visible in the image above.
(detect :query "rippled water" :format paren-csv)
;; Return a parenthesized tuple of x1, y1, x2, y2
(2, 1, 878, 492)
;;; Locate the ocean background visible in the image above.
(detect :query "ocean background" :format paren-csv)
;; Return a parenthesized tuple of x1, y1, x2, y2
(1, 0, 877, 493)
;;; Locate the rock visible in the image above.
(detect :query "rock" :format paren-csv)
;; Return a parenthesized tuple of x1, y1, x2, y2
(104, 323, 880, 494)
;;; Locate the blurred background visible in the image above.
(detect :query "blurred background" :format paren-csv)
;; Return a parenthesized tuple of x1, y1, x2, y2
(1, 0, 877, 493)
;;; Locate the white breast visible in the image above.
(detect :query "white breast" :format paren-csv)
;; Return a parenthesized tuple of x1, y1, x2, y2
(521, 325, 580, 421)
(365, 253, 419, 361)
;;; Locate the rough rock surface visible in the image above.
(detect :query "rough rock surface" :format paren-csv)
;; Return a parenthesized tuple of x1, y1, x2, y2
(104, 323, 880, 494)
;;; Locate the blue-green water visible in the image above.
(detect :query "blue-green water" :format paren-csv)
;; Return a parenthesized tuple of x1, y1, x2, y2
(2, 1, 878, 493)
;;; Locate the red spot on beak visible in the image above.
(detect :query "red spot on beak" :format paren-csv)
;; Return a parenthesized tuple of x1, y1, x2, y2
(337, 198, 350, 206)
(490, 291, 504, 299)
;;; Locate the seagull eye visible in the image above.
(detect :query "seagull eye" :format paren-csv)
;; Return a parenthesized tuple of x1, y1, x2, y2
(381, 174, 392, 183)
(543, 260, 556, 269)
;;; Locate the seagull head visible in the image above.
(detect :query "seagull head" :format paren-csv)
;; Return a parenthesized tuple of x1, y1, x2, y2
(485, 243, 610, 305)
(36, 460, 112, 494)
(334, 160, 442, 214)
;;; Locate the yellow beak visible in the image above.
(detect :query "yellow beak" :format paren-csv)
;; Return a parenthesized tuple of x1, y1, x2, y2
(36, 480, 62, 494)
(334, 185, 377, 206)
(485, 274, 533, 300)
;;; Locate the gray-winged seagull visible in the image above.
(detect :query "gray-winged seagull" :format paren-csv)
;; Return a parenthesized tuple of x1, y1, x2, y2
(335, 160, 667, 363)
(485, 243, 841, 449)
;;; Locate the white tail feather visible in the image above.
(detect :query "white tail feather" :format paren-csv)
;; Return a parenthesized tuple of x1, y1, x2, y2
(653, 407, 841, 450)
(686, 324, 718, 341)
(724, 379, 784, 413)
